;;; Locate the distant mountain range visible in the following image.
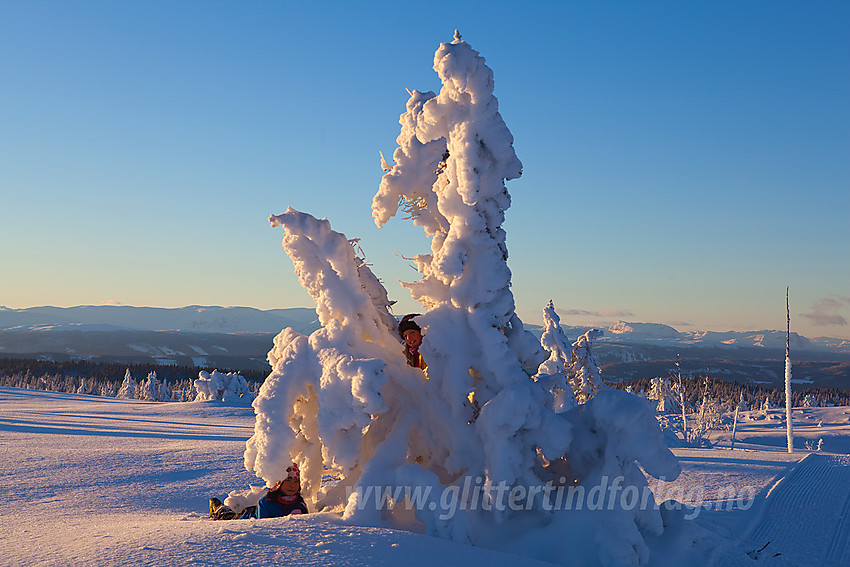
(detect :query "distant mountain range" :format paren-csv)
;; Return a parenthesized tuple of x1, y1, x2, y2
(0, 305, 319, 334)
(572, 320, 849, 353)
(1, 305, 848, 388)
(0, 305, 319, 372)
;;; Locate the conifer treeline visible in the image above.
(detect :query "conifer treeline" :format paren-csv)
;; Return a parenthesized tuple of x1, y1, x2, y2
(2, 357, 848, 407)
(0, 358, 266, 398)
(609, 375, 850, 409)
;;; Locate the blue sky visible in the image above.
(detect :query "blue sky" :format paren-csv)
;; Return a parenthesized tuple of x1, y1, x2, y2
(1, 1, 848, 339)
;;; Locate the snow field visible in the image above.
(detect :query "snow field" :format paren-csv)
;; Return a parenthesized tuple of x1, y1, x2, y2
(0, 388, 555, 567)
(4, 388, 849, 566)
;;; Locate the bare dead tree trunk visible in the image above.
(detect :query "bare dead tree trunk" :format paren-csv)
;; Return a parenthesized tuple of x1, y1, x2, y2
(677, 354, 687, 443)
(786, 287, 794, 454)
(731, 404, 740, 451)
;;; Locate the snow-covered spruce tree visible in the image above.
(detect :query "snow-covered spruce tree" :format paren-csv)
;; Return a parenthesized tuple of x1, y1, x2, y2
(533, 300, 577, 412)
(566, 329, 605, 404)
(158, 379, 172, 401)
(76, 378, 91, 395)
(99, 380, 117, 397)
(244, 33, 682, 567)
(117, 369, 137, 399)
(646, 377, 680, 413)
(138, 371, 160, 401)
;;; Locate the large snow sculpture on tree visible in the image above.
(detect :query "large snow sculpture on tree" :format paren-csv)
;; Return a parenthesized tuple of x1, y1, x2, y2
(243, 32, 683, 567)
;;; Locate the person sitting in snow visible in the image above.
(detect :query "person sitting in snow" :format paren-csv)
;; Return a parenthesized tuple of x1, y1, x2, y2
(209, 463, 308, 520)
(399, 314, 427, 370)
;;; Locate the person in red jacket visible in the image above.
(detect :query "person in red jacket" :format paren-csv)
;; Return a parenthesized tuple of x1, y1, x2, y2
(209, 463, 308, 520)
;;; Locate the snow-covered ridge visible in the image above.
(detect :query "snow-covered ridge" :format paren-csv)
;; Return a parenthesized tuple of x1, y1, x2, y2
(608, 321, 682, 339)
(0, 305, 319, 335)
(1, 307, 845, 354)
(553, 320, 842, 353)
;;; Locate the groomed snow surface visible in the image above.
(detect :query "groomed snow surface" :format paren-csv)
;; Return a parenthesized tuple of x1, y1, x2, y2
(2, 387, 849, 566)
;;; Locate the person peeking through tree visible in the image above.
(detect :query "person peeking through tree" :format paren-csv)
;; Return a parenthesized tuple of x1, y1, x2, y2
(399, 314, 427, 370)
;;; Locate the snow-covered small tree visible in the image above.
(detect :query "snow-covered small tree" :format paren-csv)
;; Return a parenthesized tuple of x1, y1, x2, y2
(99, 381, 117, 397)
(533, 300, 577, 411)
(689, 396, 723, 445)
(194, 370, 252, 403)
(138, 371, 160, 401)
(566, 329, 605, 404)
(76, 378, 91, 395)
(174, 380, 195, 402)
(158, 379, 172, 401)
(802, 394, 818, 408)
(116, 369, 137, 399)
(647, 377, 678, 413)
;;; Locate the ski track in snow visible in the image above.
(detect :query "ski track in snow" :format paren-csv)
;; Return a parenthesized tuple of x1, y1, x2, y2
(713, 453, 850, 566)
(748, 453, 850, 565)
